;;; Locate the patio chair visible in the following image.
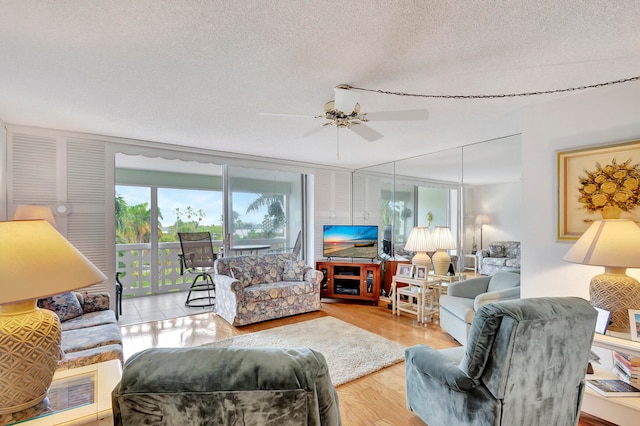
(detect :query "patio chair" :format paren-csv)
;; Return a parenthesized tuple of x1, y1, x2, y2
(178, 232, 216, 307)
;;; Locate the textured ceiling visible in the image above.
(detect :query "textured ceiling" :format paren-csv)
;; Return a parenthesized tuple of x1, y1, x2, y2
(1, 1, 639, 171)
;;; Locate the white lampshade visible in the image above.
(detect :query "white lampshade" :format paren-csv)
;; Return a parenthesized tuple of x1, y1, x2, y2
(563, 219, 640, 268)
(431, 227, 456, 275)
(404, 227, 436, 268)
(0, 220, 106, 304)
(431, 227, 456, 250)
(563, 219, 640, 331)
(12, 205, 56, 227)
(475, 214, 490, 226)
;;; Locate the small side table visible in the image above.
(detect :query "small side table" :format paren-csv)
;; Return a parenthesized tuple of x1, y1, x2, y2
(463, 254, 478, 272)
(1, 359, 122, 425)
(392, 275, 443, 323)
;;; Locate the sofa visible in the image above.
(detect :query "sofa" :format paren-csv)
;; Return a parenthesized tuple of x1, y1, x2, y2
(406, 297, 597, 426)
(438, 271, 521, 345)
(37, 291, 124, 370)
(476, 240, 520, 275)
(214, 252, 322, 326)
(112, 346, 342, 426)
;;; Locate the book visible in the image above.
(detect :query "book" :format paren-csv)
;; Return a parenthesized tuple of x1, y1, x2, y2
(614, 356, 640, 376)
(615, 351, 640, 366)
(613, 364, 640, 386)
(586, 379, 640, 397)
(613, 352, 640, 371)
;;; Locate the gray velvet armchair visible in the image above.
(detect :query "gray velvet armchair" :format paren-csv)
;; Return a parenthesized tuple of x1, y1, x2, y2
(112, 347, 341, 426)
(439, 271, 521, 345)
(405, 297, 597, 426)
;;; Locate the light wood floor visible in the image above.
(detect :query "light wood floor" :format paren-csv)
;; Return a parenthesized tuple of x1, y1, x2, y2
(119, 297, 612, 426)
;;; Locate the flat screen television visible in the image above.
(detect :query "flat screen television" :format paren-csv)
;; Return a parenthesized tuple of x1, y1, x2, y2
(323, 225, 379, 259)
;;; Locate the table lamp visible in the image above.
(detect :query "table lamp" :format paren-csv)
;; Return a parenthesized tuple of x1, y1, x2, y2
(431, 226, 456, 275)
(0, 220, 107, 414)
(404, 226, 436, 270)
(562, 219, 640, 332)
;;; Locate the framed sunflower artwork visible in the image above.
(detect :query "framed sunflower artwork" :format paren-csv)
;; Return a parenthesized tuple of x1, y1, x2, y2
(558, 139, 640, 240)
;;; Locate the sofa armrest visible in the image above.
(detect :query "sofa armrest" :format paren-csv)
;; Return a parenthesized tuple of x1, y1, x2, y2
(214, 274, 244, 296)
(79, 292, 111, 313)
(447, 276, 491, 299)
(304, 268, 323, 291)
(474, 287, 521, 310)
(405, 345, 478, 392)
(476, 249, 490, 262)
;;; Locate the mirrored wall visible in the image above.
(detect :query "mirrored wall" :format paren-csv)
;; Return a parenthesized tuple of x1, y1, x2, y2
(352, 134, 522, 271)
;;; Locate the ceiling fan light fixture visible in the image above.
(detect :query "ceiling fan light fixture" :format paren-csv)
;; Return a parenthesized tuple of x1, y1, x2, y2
(334, 84, 360, 114)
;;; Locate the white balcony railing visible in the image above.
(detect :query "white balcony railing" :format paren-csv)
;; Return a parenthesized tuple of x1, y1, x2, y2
(116, 238, 285, 298)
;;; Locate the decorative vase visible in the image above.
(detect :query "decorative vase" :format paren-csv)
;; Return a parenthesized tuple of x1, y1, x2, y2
(600, 206, 622, 219)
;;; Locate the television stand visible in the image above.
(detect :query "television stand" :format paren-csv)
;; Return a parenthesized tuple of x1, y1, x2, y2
(316, 260, 381, 304)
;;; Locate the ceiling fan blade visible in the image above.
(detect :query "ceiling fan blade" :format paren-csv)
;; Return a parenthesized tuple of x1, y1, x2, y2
(299, 125, 326, 139)
(259, 112, 316, 118)
(334, 86, 360, 113)
(364, 109, 429, 121)
(350, 124, 384, 142)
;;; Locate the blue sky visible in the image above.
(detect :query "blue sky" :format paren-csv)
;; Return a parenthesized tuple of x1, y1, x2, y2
(116, 186, 266, 226)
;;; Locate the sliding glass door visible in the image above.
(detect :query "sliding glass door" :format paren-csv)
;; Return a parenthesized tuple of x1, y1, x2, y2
(115, 155, 305, 298)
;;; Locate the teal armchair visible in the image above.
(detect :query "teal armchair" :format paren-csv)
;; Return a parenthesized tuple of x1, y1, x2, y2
(112, 347, 341, 426)
(406, 297, 597, 426)
(439, 271, 520, 345)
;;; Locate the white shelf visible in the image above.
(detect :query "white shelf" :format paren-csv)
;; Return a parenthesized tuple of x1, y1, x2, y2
(593, 333, 640, 358)
(582, 334, 640, 425)
(582, 366, 640, 426)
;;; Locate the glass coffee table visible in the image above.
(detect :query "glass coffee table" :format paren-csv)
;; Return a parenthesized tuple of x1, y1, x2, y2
(0, 359, 122, 425)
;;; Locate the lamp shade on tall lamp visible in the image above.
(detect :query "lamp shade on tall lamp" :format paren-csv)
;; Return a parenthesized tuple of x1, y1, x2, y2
(563, 219, 640, 331)
(404, 227, 436, 270)
(0, 220, 107, 414)
(431, 227, 456, 275)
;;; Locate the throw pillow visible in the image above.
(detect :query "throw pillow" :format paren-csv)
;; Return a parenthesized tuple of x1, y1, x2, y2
(489, 244, 506, 258)
(283, 259, 306, 281)
(37, 291, 83, 322)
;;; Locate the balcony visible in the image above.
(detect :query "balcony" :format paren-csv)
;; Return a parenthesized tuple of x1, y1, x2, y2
(116, 238, 286, 298)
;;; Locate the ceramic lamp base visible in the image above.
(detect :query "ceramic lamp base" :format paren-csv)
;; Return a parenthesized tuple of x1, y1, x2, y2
(590, 271, 640, 332)
(432, 250, 451, 276)
(0, 300, 62, 414)
(411, 252, 432, 271)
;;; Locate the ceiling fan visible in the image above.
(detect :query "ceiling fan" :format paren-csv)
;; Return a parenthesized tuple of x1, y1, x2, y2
(260, 84, 429, 142)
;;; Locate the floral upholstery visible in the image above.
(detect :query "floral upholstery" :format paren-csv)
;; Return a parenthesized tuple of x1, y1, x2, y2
(476, 241, 521, 275)
(284, 259, 307, 281)
(39, 292, 124, 370)
(214, 253, 322, 326)
(37, 292, 84, 321)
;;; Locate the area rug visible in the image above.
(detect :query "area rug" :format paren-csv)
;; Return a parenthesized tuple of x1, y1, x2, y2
(202, 316, 406, 386)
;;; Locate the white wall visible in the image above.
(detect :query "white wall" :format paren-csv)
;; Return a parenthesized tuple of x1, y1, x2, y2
(0, 118, 6, 221)
(521, 81, 640, 299)
(464, 182, 522, 251)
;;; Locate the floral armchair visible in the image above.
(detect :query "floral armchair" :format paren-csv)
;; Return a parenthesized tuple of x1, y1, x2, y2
(476, 241, 520, 275)
(214, 253, 322, 326)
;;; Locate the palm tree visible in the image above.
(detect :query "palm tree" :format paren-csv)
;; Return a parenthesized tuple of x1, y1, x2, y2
(246, 194, 285, 235)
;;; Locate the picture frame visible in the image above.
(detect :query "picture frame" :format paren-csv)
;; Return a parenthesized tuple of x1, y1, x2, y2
(396, 263, 414, 278)
(557, 139, 640, 240)
(594, 307, 611, 335)
(414, 265, 428, 280)
(629, 309, 640, 342)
